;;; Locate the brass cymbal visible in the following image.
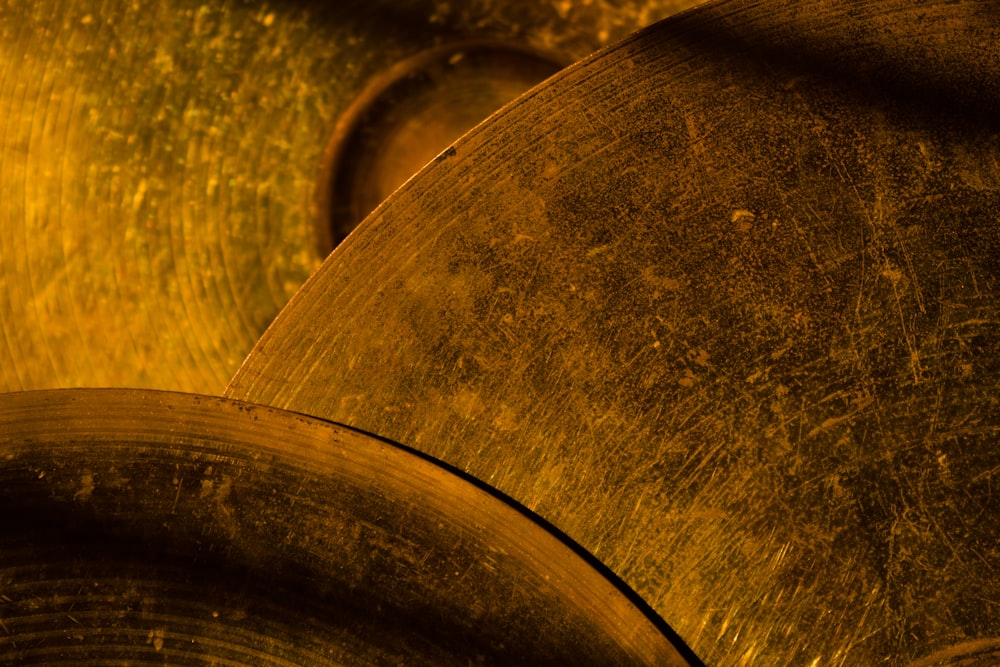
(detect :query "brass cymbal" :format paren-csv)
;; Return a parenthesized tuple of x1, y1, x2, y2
(227, 0, 1000, 664)
(0, 388, 697, 665)
(0, 0, 695, 395)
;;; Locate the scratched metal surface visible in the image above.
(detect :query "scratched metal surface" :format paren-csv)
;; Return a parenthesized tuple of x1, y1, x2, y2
(0, 388, 695, 664)
(0, 0, 695, 395)
(228, 0, 1000, 664)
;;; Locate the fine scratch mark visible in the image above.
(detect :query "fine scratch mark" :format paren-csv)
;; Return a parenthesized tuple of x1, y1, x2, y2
(171, 478, 183, 513)
(288, 481, 304, 508)
(807, 394, 874, 438)
(889, 276, 923, 385)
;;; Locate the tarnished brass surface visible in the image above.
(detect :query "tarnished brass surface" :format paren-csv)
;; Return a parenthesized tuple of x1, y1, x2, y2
(322, 41, 565, 249)
(0, 388, 697, 665)
(0, 0, 695, 395)
(228, 1, 1000, 664)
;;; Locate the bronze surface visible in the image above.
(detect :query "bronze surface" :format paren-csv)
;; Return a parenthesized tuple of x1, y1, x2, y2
(0, 388, 696, 665)
(323, 41, 565, 250)
(228, 0, 1000, 664)
(0, 0, 695, 395)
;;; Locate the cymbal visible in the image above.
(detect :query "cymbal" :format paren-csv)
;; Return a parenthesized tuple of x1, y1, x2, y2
(227, 0, 1000, 664)
(0, 0, 696, 395)
(0, 388, 697, 665)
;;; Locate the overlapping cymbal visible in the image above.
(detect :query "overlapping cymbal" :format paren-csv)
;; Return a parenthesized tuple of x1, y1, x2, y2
(227, 0, 1000, 664)
(0, 0, 694, 395)
(0, 388, 698, 665)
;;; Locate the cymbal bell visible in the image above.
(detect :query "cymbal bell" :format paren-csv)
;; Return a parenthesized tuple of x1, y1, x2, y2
(227, 0, 1000, 663)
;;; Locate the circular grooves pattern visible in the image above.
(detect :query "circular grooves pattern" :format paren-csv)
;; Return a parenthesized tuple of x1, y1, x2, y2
(0, 389, 696, 666)
(0, 0, 697, 394)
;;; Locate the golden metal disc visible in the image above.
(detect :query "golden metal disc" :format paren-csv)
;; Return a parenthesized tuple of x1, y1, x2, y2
(0, 388, 697, 665)
(0, 0, 697, 395)
(227, 0, 1000, 664)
